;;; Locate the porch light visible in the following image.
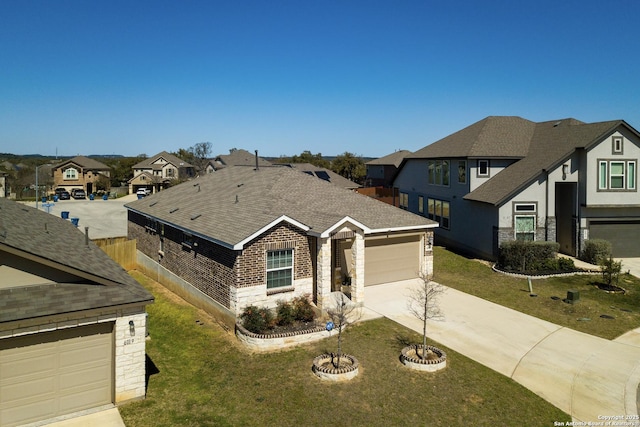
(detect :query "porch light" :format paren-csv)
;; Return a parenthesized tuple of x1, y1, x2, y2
(562, 164, 569, 179)
(129, 320, 136, 336)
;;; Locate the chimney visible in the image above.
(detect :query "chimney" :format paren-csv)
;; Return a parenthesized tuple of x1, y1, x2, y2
(255, 150, 259, 171)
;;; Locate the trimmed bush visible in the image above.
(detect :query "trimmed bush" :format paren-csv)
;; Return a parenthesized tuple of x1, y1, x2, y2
(557, 257, 576, 271)
(240, 305, 275, 334)
(580, 239, 612, 265)
(292, 296, 316, 322)
(276, 300, 296, 326)
(499, 240, 560, 273)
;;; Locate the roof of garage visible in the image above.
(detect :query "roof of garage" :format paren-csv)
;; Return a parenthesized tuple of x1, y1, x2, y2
(0, 198, 153, 324)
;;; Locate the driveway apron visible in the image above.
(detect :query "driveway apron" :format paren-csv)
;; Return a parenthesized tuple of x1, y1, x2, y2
(365, 279, 640, 423)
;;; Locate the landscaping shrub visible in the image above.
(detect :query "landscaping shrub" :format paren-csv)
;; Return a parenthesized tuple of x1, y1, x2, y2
(580, 239, 612, 265)
(600, 256, 622, 286)
(276, 300, 296, 326)
(557, 256, 576, 271)
(291, 295, 316, 322)
(498, 240, 559, 273)
(240, 305, 275, 334)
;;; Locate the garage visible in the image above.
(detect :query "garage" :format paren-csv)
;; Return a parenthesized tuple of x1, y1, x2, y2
(0, 323, 114, 427)
(365, 234, 421, 286)
(589, 220, 640, 257)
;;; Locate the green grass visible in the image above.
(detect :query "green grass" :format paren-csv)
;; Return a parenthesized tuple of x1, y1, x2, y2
(119, 272, 568, 427)
(434, 246, 640, 340)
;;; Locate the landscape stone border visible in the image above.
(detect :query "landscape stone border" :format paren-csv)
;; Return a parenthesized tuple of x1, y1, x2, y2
(491, 264, 600, 280)
(312, 353, 359, 381)
(400, 345, 447, 372)
(235, 323, 329, 352)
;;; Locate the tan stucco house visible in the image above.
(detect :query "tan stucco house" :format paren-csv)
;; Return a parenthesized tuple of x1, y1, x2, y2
(52, 155, 111, 195)
(129, 151, 195, 194)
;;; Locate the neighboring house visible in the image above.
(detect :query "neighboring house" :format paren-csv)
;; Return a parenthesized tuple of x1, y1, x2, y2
(52, 155, 111, 195)
(0, 173, 7, 198)
(126, 166, 436, 321)
(365, 150, 411, 187)
(129, 151, 195, 194)
(394, 116, 640, 259)
(0, 199, 153, 427)
(206, 148, 272, 173)
(285, 163, 361, 189)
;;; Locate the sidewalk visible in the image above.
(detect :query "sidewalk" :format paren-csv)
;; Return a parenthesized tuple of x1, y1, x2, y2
(364, 279, 640, 423)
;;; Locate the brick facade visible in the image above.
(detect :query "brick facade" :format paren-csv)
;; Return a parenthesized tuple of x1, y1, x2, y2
(129, 212, 314, 316)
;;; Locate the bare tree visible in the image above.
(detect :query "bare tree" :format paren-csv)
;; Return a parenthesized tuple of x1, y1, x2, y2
(407, 273, 445, 359)
(326, 293, 361, 368)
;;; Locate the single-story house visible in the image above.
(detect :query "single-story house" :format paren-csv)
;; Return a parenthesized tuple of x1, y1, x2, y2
(393, 116, 640, 259)
(129, 151, 195, 194)
(0, 199, 154, 427)
(52, 155, 111, 195)
(126, 166, 437, 318)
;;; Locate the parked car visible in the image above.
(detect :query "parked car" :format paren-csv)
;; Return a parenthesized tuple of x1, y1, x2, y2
(136, 188, 151, 197)
(58, 191, 70, 200)
(71, 189, 86, 199)
(55, 187, 67, 196)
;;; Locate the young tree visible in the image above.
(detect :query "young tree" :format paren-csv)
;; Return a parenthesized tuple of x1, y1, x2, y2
(326, 293, 361, 368)
(407, 273, 445, 359)
(600, 256, 622, 287)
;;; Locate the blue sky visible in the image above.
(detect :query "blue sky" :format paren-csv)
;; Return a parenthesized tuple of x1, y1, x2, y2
(2, 0, 639, 158)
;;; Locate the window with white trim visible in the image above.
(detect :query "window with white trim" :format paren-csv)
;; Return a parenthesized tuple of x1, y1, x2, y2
(64, 168, 78, 180)
(266, 249, 293, 289)
(477, 160, 489, 177)
(598, 160, 636, 190)
(612, 136, 623, 154)
(514, 203, 536, 241)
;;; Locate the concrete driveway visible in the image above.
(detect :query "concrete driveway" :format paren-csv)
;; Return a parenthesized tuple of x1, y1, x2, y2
(620, 258, 640, 279)
(365, 279, 640, 423)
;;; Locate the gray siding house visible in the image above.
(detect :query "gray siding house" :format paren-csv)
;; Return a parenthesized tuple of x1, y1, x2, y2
(393, 116, 640, 259)
(126, 166, 437, 320)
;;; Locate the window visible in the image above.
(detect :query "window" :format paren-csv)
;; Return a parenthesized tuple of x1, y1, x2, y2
(427, 197, 450, 229)
(427, 160, 450, 186)
(418, 196, 424, 214)
(458, 160, 467, 184)
(477, 160, 489, 177)
(515, 216, 536, 241)
(64, 168, 78, 180)
(598, 160, 637, 190)
(612, 136, 623, 154)
(399, 192, 408, 210)
(267, 249, 293, 289)
(166, 168, 175, 177)
(182, 232, 194, 248)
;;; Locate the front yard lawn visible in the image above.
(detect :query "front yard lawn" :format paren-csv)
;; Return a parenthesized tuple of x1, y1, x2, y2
(434, 246, 640, 340)
(119, 271, 568, 427)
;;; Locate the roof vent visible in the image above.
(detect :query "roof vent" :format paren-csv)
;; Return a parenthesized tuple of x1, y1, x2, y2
(553, 121, 562, 127)
(235, 195, 239, 204)
(169, 208, 179, 213)
(149, 201, 158, 207)
(191, 214, 201, 220)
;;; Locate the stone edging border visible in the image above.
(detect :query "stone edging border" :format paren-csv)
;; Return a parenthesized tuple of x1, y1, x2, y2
(491, 264, 600, 280)
(235, 322, 331, 352)
(312, 353, 359, 381)
(235, 322, 326, 339)
(400, 345, 447, 365)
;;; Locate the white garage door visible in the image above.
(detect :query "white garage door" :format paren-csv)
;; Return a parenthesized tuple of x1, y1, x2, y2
(0, 323, 114, 427)
(365, 235, 421, 286)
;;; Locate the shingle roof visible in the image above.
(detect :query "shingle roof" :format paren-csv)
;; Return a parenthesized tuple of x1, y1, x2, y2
(408, 116, 538, 159)
(53, 155, 110, 170)
(0, 199, 153, 324)
(464, 118, 622, 205)
(367, 150, 411, 167)
(126, 166, 436, 248)
(133, 151, 193, 169)
(286, 163, 360, 189)
(214, 149, 272, 168)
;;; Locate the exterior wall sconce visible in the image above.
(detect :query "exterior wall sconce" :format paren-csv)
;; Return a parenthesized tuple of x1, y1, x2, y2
(562, 164, 569, 180)
(129, 320, 136, 336)
(427, 233, 434, 250)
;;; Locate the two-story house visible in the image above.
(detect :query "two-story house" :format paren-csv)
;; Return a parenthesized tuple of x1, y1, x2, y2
(52, 156, 111, 195)
(128, 151, 194, 194)
(365, 150, 410, 187)
(394, 116, 640, 259)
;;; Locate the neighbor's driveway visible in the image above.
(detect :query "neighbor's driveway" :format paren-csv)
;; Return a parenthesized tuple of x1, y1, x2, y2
(365, 279, 640, 423)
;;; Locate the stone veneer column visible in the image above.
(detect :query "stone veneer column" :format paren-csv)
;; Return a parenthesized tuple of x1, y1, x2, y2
(422, 231, 434, 278)
(316, 237, 332, 310)
(350, 230, 365, 304)
(115, 310, 148, 402)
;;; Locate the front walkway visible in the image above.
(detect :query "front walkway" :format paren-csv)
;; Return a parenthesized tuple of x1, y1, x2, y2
(364, 279, 640, 423)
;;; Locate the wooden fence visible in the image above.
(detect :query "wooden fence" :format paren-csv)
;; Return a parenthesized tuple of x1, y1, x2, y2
(94, 237, 137, 270)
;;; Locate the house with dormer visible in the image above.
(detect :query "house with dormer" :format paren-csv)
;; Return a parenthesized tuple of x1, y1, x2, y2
(128, 151, 194, 194)
(52, 155, 111, 195)
(393, 116, 640, 259)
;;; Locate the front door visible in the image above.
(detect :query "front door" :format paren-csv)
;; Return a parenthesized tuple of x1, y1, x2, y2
(555, 182, 578, 255)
